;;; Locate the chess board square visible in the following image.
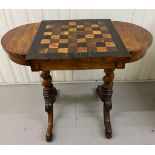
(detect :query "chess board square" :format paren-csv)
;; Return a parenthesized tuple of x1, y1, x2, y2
(96, 42, 106, 47)
(40, 39, 50, 45)
(77, 31, 85, 35)
(61, 28, 68, 31)
(68, 48, 76, 53)
(69, 38, 76, 43)
(49, 43, 59, 48)
(77, 47, 87, 53)
(62, 25, 69, 28)
(93, 31, 102, 35)
(42, 35, 51, 39)
(48, 48, 58, 53)
(52, 31, 60, 35)
(103, 34, 112, 39)
(103, 38, 114, 42)
(83, 21, 92, 27)
(77, 25, 84, 28)
(69, 28, 76, 31)
(85, 31, 93, 35)
(59, 39, 69, 43)
(85, 34, 94, 38)
(51, 35, 60, 39)
(77, 34, 85, 38)
(87, 42, 96, 47)
(105, 42, 116, 47)
(60, 31, 69, 35)
(86, 38, 95, 42)
(87, 47, 97, 52)
(69, 43, 77, 48)
(52, 29, 61, 35)
(60, 35, 68, 39)
(78, 43, 86, 47)
(58, 48, 68, 53)
(94, 38, 104, 42)
(92, 27, 100, 31)
(77, 38, 86, 43)
(69, 21, 76, 25)
(77, 28, 85, 31)
(69, 31, 77, 35)
(68, 33, 77, 39)
(100, 27, 108, 31)
(96, 47, 107, 52)
(76, 21, 83, 25)
(50, 39, 59, 43)
(59, 43, 68, 48)
(53, 28, 61, 31)
(63, 21, 69, 25)
(101, 30, 109, 34)
(85, 27, 92, 31)
(70, 25, 76, 28)
(94, 34, 102, 38)
(100, 23, 106, 27)
(92, 24, 99, 27)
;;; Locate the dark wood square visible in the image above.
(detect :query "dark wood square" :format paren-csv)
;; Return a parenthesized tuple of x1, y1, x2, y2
(96, 42, 106, 47)
(26, 19, 130, 60)
(60, 35, 68, 39)
(58, 43, 68, 48)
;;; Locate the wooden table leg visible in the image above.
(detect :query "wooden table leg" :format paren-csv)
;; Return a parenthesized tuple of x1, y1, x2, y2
(40, 71, 57, 142)
(96, 68, 115, 139)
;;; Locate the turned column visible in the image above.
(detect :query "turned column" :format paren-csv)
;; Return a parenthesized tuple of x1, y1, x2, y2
(40, 71, 57, 142)
(97, 68, 115, 139)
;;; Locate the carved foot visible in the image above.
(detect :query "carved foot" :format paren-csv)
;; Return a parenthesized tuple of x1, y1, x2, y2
(105, 128, 112, 139)
(46, 112, 53, 142)
(104, 101, 112, 139)
(46, 133, 52, 142)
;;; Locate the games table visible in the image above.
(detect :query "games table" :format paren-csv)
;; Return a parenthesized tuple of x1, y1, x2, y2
(1, 19, 153, 142)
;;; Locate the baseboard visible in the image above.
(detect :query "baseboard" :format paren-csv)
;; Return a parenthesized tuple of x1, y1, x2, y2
(0, 80, 155, 86)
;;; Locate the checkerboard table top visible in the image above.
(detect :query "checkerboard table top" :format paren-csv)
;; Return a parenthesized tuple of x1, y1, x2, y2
(26, 19, 130, 60)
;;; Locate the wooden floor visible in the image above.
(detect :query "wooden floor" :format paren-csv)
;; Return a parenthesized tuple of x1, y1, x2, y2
(0, 82, 155, 144)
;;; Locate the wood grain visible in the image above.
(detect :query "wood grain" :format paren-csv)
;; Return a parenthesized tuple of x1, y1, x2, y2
(1, 21, 153, 66)
(1, 19, 153, 141)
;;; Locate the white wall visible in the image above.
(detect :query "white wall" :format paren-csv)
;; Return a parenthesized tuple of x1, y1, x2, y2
(0, 9, 155, 84)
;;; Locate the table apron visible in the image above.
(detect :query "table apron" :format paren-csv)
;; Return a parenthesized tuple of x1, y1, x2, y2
(29, 60, 126, 71)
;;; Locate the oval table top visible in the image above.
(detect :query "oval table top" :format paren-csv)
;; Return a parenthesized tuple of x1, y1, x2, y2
(1, 21, 153, 66)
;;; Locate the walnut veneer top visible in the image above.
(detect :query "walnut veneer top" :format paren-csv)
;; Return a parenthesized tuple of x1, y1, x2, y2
(1, 21, 153, 66)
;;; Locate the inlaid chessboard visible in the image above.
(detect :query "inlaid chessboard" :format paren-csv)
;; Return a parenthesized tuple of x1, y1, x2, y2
(26, 19, 130, 60)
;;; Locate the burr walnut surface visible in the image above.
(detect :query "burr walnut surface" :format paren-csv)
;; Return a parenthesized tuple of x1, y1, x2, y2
(1, 21, 152, 66)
